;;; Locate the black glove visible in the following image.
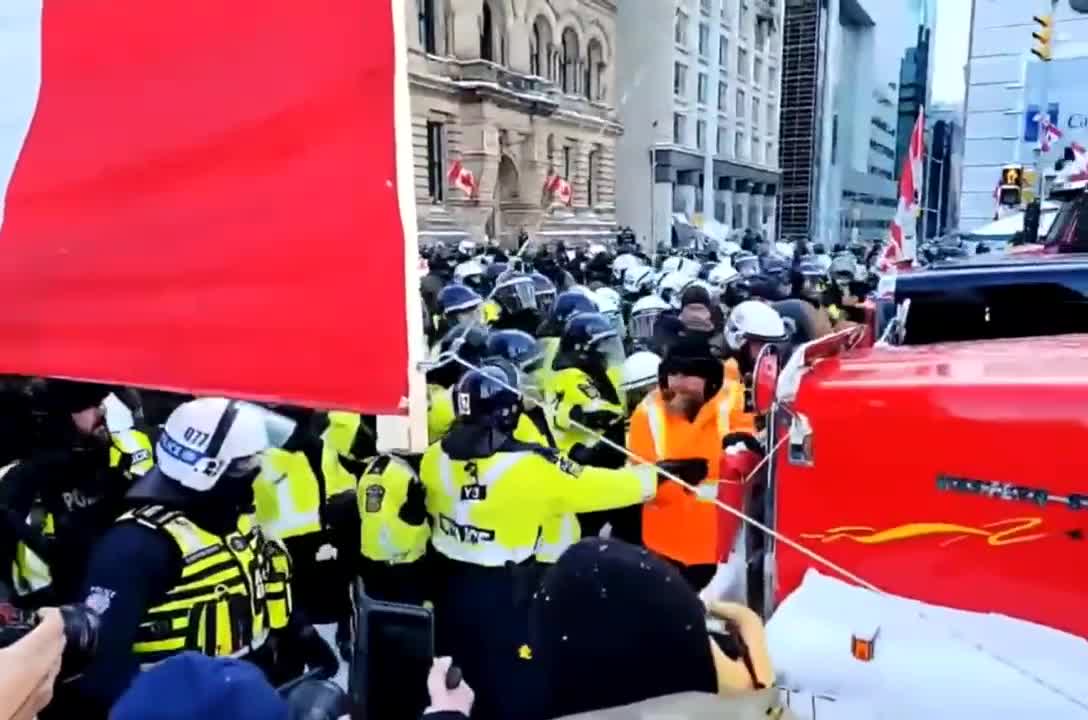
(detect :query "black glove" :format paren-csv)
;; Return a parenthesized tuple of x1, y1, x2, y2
(657, 458, 709, 485)
(569, 442, 626, 470)
(399, 478, 428, 526)
(571, 407, 623, 431)
(721, 432, 765, 457)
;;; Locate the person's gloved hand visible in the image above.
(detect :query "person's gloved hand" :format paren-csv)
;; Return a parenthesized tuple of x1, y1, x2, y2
(399, 478, 428, 526)
(721, 432, 764, 457)
(424, 656, 474, 717)
(657, 458, 709, 485)
(572, 407, 623, 431)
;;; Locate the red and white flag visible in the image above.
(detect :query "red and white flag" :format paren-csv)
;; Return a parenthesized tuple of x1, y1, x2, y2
(877, 107, 924, 271)
(447, 159, 478, 198)
(544, 173, 573, 207)
(1067, 142, 1088, 183)
(1035, 112, 1063, 152)
(0, 0, 415, 414)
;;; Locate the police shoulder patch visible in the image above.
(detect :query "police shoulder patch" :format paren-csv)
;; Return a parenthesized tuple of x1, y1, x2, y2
(555, 455, 583, 477)
(578, 382, 600, 400)
(364, 484, 386, 513)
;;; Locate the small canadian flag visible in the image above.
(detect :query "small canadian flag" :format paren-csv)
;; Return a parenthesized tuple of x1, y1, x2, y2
(447, 159, 478, 198)
(544, 172, 573, 206)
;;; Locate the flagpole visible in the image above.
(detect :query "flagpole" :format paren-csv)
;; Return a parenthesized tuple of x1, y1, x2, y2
(1035, 0, 1058, 200)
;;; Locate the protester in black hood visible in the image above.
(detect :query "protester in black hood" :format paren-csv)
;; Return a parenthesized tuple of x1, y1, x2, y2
(516, 538, 776, 720)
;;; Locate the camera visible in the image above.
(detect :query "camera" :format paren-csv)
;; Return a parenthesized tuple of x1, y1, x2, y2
(0, 603, 100, 674)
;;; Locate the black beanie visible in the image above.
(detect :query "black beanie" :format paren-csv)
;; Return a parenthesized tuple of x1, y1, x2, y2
(659, 335, 724, 399)
(680, 284, 713, 309)
(527, 539, 718, 718)
(40, 379, 111, 414)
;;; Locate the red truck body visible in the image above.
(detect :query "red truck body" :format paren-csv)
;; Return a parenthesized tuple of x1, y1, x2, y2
(772, 335, 1088, 639)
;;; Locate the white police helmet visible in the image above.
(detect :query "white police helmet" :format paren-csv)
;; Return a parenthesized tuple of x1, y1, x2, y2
(156, 398, 288, 492)
(724, 300, 789, 352)
(621, 351, 662, 393)
(657, 271, 694, 309)
(594, 287, 625, 337)
(612, 253, 642, 282)
(629, 294, 670, 340)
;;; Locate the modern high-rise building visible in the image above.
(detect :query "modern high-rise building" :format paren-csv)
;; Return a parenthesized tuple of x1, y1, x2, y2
(777, 0, 934, 246)
(406, 0, 621, 248)
(958, 2, 1088, 231)
(614, 0, 785, 251)
(923, 103, 965, 238)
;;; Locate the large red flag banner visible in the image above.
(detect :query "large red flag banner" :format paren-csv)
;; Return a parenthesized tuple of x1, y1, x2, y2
(0, 0, 412, 415)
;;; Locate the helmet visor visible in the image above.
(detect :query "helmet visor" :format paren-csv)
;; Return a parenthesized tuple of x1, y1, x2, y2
(493, 279, 538, 313)
(591, 333, 627, 369)
(630, 310, 661, 340)
(536, 288, 556, 315)
(736, 257, 760, 277)
(603, 310, 626, 339)
(237, 402, 298, 450)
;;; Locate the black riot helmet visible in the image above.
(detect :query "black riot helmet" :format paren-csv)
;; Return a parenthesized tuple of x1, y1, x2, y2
(428, 322, 490, 389)
(437, 283, 483, 324)
(554, 312, 625, 372)
(486, 330, 545, 375)
(452, 366, 522, 432)
(490, 273, 537, 315)
(537, 290, 597, 338)
(530, 272, 557, 315)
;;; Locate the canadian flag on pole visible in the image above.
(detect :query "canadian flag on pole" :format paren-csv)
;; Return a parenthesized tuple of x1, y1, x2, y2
(544, 172, 573, 207)
(1035, 112, 1063, 152)
(877, 106, 924, 272)
(447, 159, 478, 198)
(0, 0, 414, 414)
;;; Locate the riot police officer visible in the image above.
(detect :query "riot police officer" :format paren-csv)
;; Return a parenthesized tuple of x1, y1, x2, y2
(427, 322, 490, 443)
(420, 365, 657, 720)
(63, 398, 335, 717)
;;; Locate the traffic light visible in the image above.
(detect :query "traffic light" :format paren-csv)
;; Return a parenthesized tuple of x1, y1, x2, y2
(1032, 14, 1053, 61)
(998, 164, 1024, 207)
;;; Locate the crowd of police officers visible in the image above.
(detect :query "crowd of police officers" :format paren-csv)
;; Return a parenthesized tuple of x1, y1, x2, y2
(0, 229, 880, 719)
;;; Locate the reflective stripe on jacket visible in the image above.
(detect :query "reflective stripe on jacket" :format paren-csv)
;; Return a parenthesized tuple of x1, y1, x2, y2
(121, 505, 287, 665)
(420, 445, 655, 568)
(630, 382, 744, 566)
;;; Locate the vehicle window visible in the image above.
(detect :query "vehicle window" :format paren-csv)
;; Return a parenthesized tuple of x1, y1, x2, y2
(1044, 194, 1088, 250)
(901, 274, 1088, 344)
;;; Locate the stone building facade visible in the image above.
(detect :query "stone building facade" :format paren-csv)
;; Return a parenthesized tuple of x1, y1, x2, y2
(407, 0, 621, 248)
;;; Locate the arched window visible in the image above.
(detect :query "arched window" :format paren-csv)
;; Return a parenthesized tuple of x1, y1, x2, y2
(560, 28, 579, 94)
(585, 39, 604, 101)
(531, 17, 553, 79)
(587, 148, 599, 207)
(530, 23, 541, 75)
(480, 1, 494, 61)
(418, 0, 437, 53)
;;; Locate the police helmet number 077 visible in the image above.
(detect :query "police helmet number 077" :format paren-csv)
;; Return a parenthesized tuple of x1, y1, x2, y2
(184, 427, 211, 446)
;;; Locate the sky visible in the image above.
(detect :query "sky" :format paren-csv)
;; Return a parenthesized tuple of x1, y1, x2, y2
(931, 0, 974, 106)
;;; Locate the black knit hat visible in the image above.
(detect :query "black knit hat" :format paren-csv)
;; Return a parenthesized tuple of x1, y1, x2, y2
(658, 334, 724, 400)
(39, 379, 111, 414)
(527, 538, 718, 719)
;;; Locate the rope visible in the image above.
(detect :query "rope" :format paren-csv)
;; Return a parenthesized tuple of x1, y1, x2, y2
(434, 349, 1088, 712)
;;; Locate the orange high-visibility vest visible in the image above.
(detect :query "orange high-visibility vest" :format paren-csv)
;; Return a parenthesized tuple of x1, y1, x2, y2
(630, 379, 748, 567)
